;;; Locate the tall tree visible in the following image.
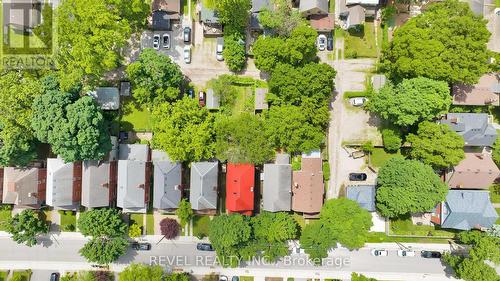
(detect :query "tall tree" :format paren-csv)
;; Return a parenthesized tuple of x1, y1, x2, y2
(126, 48, 183, 106)
(258, 0, 305, 37)
(78, 208, 127, 237)
(376, 157, 448, 217)
(381, 0, 490, 84)
(215, 0, 251, 35)
(251, 212, 298, 261)
(215, 113, 274, 164)
(119, 264, 164, 281)
(7, 209, 48, 247)
(223, 34, 247, 72)
(407, 121, 465, 169)
(79, 236, 129, 265)
(299, 221, 335, 264)
(152, 97, 216, 162)
(367, 77, 451, 126)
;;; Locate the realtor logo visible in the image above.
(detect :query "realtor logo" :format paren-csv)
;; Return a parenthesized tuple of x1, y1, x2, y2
(1, 0, 56, 69)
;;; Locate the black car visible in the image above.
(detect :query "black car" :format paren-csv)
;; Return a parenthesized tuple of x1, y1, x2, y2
(131, 242, 151, 251)
(327, 33, 333, 51)
(50, 273, 60, 281)
(349, 173, 367, 181)
(421, 250, 442, 258)
(197, 243, 215, 251)
(184, 27, 191, 43)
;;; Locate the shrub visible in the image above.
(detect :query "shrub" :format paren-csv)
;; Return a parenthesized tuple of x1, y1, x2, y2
(322, 161, 330, 181)
(382, 128, 402, 152)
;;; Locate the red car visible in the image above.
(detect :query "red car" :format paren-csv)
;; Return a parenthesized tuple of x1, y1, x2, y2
(199, 91, 206, 107)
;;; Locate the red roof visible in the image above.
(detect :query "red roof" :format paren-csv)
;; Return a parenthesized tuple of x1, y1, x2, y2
(226, 163, 254, 215)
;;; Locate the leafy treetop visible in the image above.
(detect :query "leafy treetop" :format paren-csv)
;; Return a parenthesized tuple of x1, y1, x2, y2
(7, 209, 48, 247)
(77, 208, 127, 238)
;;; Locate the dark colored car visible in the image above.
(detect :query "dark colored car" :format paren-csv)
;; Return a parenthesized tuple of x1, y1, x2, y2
(327, 33, 333, 51)
(232, 277, 239, 281)
(349, 173, 367, 181)
(421, 251, 442, 258)
(50, 273, 60, 281)
(197, 243, 215, 251)
(184, 27, 191, 43)
(131, 242, 151, 251)
(187, 88, 195, 98)
(199, 91, 206, 107)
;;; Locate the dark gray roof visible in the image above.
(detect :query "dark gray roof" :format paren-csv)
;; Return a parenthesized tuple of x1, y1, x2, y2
(346, 185, 376, 212)
(200, 5, 220, 24)
(263, 163, 292, 212)
(46, 158, 77, 210)
(88, 87, 120, 110)
(152, 10, 171, 30)
(347, 5, 365, 27)
(82, 161, 111, 208)
(152, 150, 182, 210)
(190, 162, 218, 210)
(251, 0, 271, 12)
(117, 160, 147, 213)
(440, 113, 497, 147)
(119, 144, 149, 161)
(441, 190, 498, 230)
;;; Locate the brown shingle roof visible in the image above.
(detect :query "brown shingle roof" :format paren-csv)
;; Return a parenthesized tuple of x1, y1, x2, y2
(309, 13, 334, 31)
(292, 158, 324, 213)
(452, 74, 500, 106)
(446, 153, 500, 190)
(152, 0, 180, 18)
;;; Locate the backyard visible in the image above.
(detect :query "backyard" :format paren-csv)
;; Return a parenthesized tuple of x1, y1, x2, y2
(59, 210, 76, 232)
(193, 215, 210, 238)
(390, 216, 458, 238)
(344, 22, 382, 59)
(0, 205, 12, 231)
(369, 148, 401, 168)
(120, 98, 152, 132)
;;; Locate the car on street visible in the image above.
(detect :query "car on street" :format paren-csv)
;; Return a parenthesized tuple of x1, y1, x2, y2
(371, 249, 388, 257)
(163, 33, 170, 49)
(349, 173, 367, 181)
(131, 242, 151, 251)
(327, 33, 334, 51)
(219, 276, 228, 281)
(421, 251, 442, 258)
(197, 243, 214, 251)
(216, 37, 224, 61)
(184, 46, 191, 63)
(349, 97, 367, 106)
(199, 91, 206, 107)
(184, 27, 191, 43)
(397, 250, 416, 257)
(50, 273, 60, 281)
(317, 34, 327, 51)
(232, 277, 239, 281)
(153, 34, 160, 50)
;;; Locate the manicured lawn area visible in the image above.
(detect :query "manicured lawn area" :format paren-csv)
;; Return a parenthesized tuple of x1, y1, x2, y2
(496, 209, 500, 224)
(489, 184, 500, 203)
(366, 232, 450, 244)
(390, 216, 457, 238)
(240, 277, 254, 281)
(130, 213, 144, 235)
(11, 270, 32, 281)
(370, 148, 401, 167)
(344, 22, 380, 58)
(193, 215, 211, 238)
(146, 212, 155, 235)
(0, 271, 7, 281)
(59, 210, 76, 232)
(120, 98, 152, 132)
(0, 205, 12, 231)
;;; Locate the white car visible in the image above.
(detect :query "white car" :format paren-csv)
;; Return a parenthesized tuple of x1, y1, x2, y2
(349, 97, 367, 106)
(216, 37, 224, 61)
(153, 34, 160, 50)
(397, 250, 416, 257)
(163, 33, 170, 49)
(317, 34, 327, 51)
(183, 46, 191, 63)
(371, 249, 388, 257)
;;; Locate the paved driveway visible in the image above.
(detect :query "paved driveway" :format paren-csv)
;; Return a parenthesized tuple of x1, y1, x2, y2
(31, 269, 57, 280)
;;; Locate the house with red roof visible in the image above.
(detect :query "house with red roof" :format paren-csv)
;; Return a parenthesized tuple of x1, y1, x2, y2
(226, 163, 255, 215)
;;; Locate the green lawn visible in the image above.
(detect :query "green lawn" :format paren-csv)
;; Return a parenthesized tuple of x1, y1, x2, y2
(489, 184, 500, 203)
(240, 277, 254, 281)
(202, 0, 216, 9)
(59, 210, 76, 232)
(232, 86, 254, 115)
(496, 209, 500, 224)
(366, 232, 450, 244)
(344, 22, 380, 58)
(193, 215, 211, 238)
(120, 98, 152, 132)
(0, 271, 7, 281)
(11, 270, 31, 281)
(146, 212, 155, 235)
(130, 213, 144, 235)
(370, 148, 401, 167)
(496, 0, 500, 7)
(390, 216, 458, 238)
(7, 25, 45, 49)
(0, 205, 12, 231)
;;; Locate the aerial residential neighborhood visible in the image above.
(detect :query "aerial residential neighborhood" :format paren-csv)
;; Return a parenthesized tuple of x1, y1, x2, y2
(0, 0, 499, 280)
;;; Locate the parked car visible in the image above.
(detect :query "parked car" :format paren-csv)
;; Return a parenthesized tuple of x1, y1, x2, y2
(184, 27, 191, 43)
(153, 34, 160, 50)
(397, 250, 416, 257)
(317, 34, 327, 51)
(216, 37, 224, 61)
(50, 273, 60, 281)
(232, 277, 239, 281)
(349, 173, 367, 181)
(197, 243, 214, 251)
(219, 276, 228, 281)
(163, 33, 170, 49)
(131, 242, 151, 251)
(371, 249, 388, 257)
(187, 88, 195, 98)
(199, 91, 206, 107)
(184, 46, 191, 63)
(421, 251, 442, 258)
(327, 33, 334, 51)
(349, 97, 367, 106)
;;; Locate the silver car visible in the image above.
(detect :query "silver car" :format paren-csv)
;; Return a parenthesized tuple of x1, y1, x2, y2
(216, 37, 224, 61)
(153, 34, 160, 50)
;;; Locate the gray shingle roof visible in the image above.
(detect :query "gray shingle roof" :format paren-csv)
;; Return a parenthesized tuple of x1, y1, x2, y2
(117, 160, 147, 213)
(88, 87, 120, 110)
(441, 190, 498, 230)
(299, 0, 329, 14)
(440, 113, 497, 147)
(152, 150, 182, 210)
(263, 163, 292, 212)
(119, 144, 149, 161)
(200, 5, 220, 24)
(82, 161, 111, 208)
(46, 158, 76, 209)
(346, 185, 376, 212)
(190, 162, 218, 210)
(252, 0, 271, 12)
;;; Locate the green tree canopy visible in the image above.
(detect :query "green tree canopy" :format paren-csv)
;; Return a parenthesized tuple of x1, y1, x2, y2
(215, 113, 274, 164)
(299, 220, 335, 263)
(126, 48, 183, 106)
(407, 121, 465, 169)
(176, 199, 194, 227)
(119, 264, 164, 281)
(79, 236, 128, 265)
(251, 212, 298, 261)
(351, 273, 379, 281)
(215, 0, 251, 35)
(223, 34, 247, 72)
(381, 128, 402, 152)
(258, 0, 304, 37)
(264, 105, 325, 154)
(381, 0, 490, 84)
(492, 136, 500, 166)
(78, 208, 127, 237)
(152, 97, 216, 162)
(7, 209, 48, 247)
(367, 77, 451, 126)
(376, 157, 448, 217)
